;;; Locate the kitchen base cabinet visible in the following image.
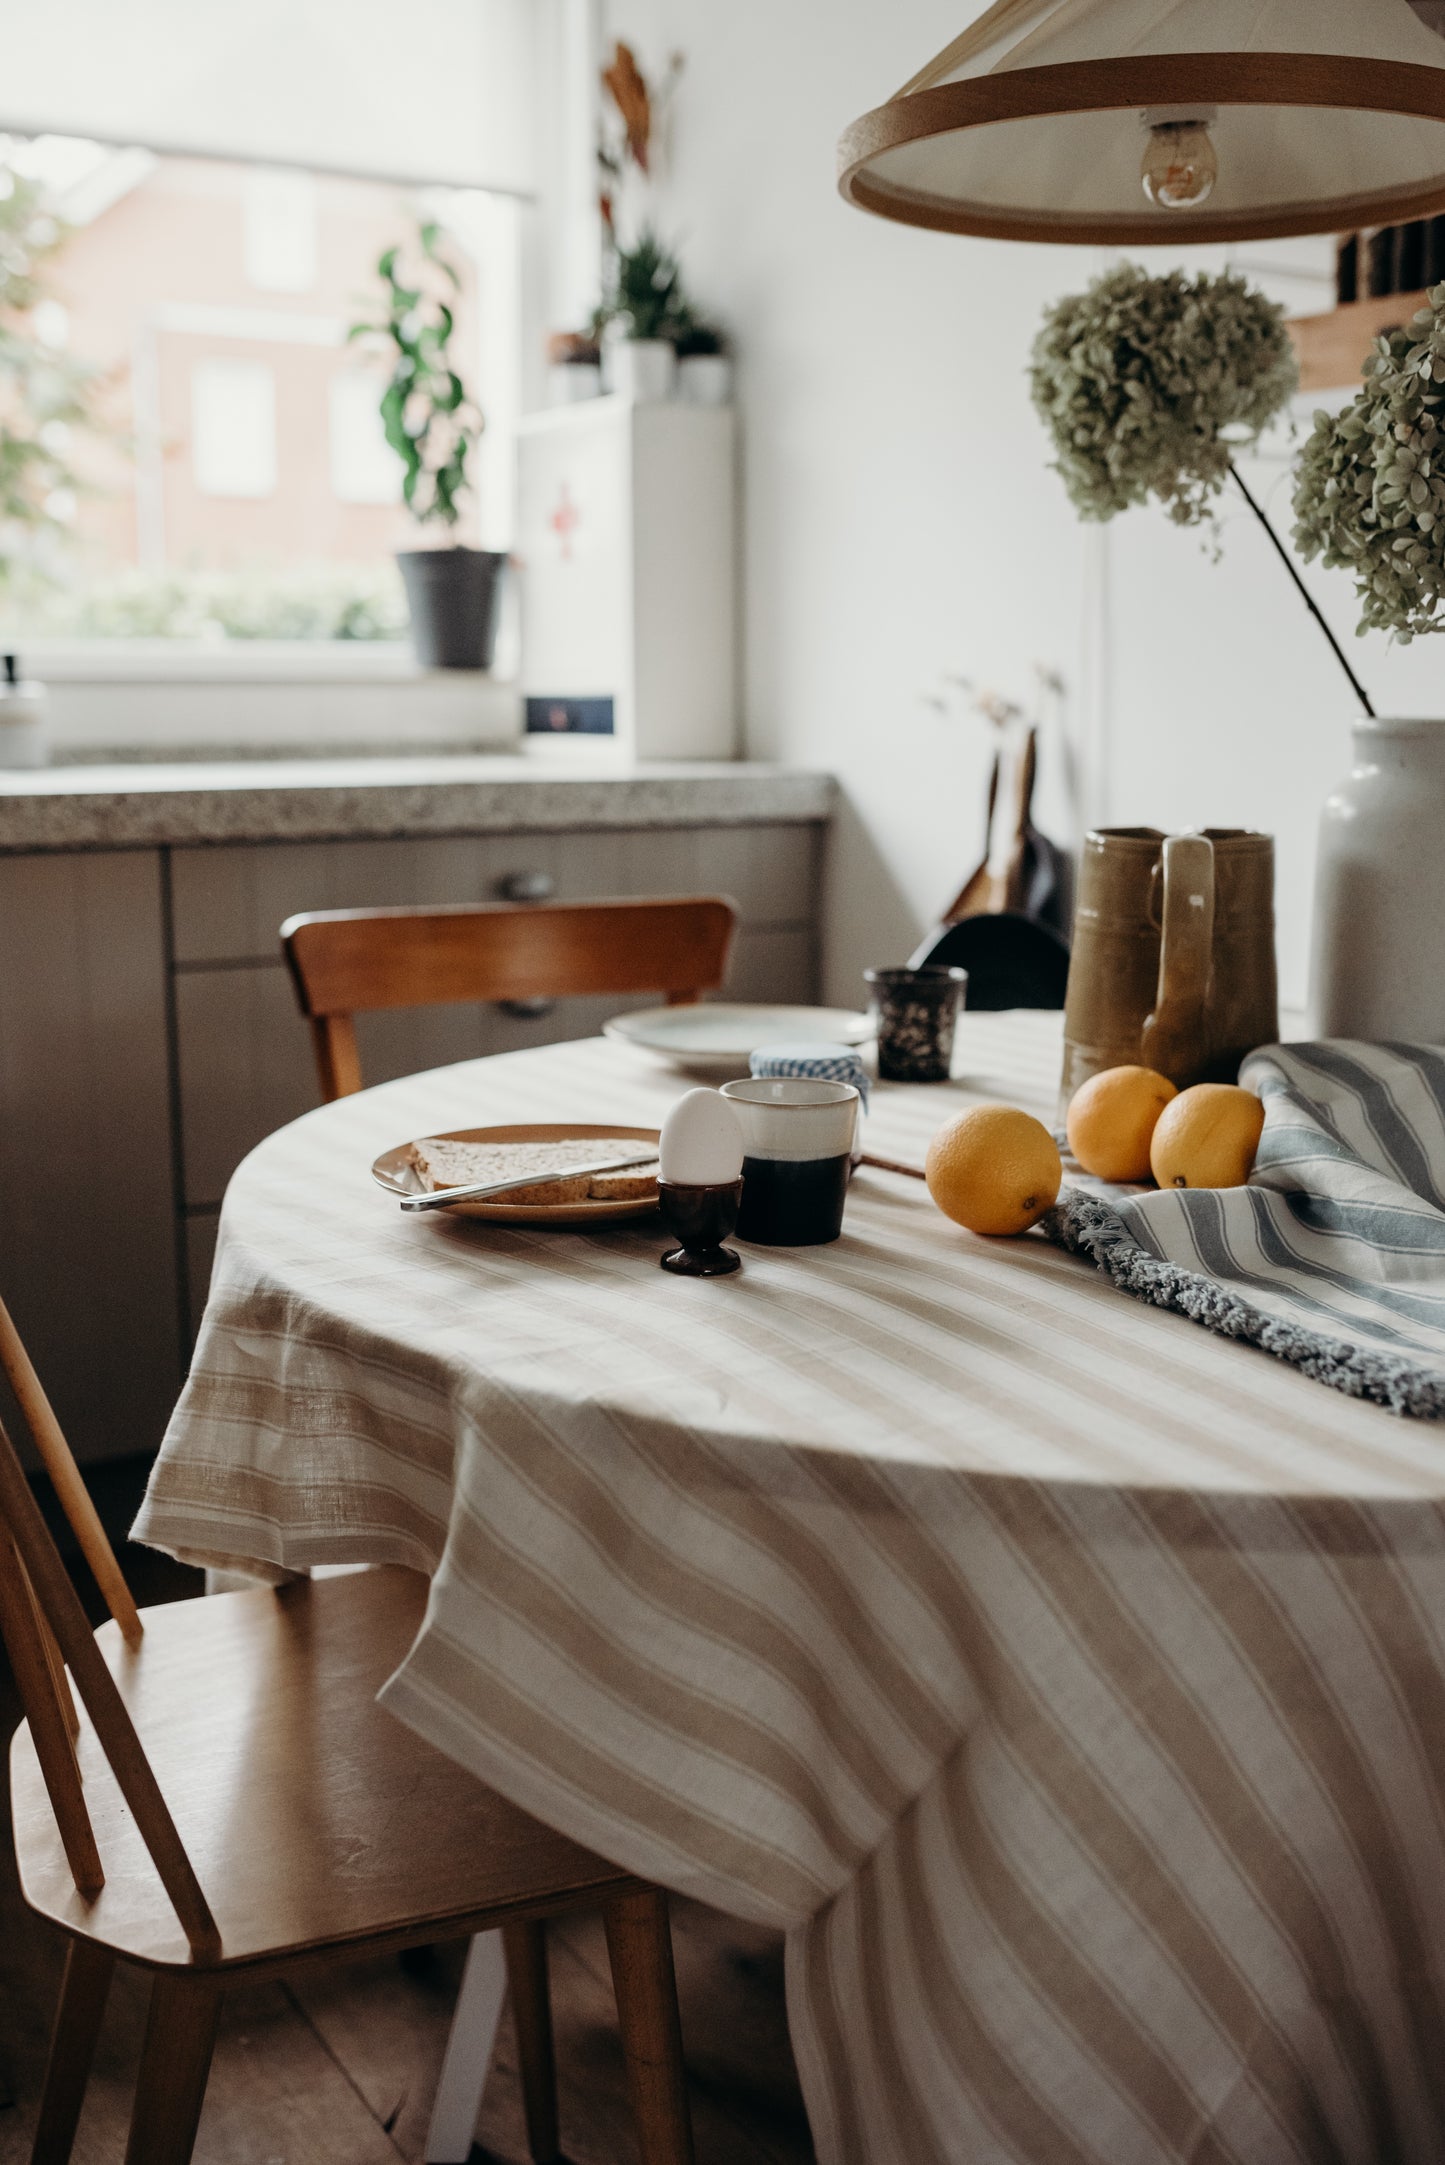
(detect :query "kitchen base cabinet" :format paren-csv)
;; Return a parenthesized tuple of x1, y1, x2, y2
(0, 852, 183, 1467)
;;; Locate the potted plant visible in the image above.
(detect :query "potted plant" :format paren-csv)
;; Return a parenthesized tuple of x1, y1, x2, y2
(600, 228, 686, 402)
(350, 220, 504, 670)
(673, 316, 732, 407)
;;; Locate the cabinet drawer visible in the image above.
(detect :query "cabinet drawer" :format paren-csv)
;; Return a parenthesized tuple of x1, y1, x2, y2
(171, 836, 496, 965)
(170, 824, 821, 964)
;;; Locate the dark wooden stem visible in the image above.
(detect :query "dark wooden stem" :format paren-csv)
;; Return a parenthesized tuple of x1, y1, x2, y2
(1229, 461, 1376, 718)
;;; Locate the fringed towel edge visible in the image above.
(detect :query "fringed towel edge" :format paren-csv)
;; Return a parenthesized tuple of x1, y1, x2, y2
(1044, 1188, 1445, 1420)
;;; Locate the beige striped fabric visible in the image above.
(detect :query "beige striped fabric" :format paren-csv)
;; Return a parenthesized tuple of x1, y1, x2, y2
(134, 1013, 1445, 2165)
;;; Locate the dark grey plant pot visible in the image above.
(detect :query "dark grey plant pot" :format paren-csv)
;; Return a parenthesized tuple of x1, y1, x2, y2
(396, 546, 507, 670)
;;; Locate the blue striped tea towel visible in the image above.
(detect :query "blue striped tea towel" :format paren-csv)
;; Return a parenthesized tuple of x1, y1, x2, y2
(1049, 1041, 1445, 1417)
(749, 1042, 871, 1108)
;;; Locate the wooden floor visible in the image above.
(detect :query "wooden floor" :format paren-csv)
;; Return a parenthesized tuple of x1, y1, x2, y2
(0, 1474, 815, 2164)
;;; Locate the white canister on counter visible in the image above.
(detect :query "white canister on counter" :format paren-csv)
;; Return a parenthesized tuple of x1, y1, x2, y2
(0, 657, 48, 769)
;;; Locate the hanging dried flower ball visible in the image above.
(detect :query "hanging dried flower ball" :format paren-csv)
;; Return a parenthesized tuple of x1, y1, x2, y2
(1292, 285, 1445, 643)
(1029, 263, 1297, 530)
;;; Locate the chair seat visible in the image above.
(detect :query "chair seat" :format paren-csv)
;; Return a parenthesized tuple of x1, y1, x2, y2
(10, 1567, 630, 1972)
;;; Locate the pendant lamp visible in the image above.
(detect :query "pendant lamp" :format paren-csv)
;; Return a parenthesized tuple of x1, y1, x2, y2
(837, 0, 1445, 244)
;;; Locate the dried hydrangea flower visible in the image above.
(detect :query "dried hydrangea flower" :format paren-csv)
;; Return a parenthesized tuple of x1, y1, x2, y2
(1029, 263, 1297, 533)
(1293, 282, 1445, 642)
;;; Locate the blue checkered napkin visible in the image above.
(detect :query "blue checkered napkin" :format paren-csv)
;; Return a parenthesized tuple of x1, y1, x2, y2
(749, 1042, 871, 1109)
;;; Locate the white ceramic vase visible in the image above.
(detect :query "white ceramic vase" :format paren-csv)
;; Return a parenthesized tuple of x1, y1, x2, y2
(678, 354, 733, 406)
(608, 339, 676, 402)
(1310, 716, 1445, 1040)
(547, 361, 602, 405)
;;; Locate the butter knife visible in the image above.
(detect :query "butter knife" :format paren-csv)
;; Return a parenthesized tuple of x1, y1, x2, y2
(400, 1148, 660, 1212)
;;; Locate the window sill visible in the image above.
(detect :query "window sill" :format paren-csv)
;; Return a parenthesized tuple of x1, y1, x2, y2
(21, 644, 522, 762)
(27, 639, 444, 684)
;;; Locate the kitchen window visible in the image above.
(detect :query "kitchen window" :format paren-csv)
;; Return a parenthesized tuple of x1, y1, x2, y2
(0, 0, 556, 752)
(5, 139, 524, 649)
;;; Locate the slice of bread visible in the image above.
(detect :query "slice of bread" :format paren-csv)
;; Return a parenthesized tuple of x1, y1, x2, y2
(406, 1137, 658, 1206)
(588, 1163, 662, 1200)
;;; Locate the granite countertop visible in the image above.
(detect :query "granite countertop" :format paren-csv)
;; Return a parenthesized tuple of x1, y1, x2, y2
(0, 756, 835, 852)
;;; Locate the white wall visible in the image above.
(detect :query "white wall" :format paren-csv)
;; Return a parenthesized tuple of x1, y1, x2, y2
(602, 0, 1445, 1011)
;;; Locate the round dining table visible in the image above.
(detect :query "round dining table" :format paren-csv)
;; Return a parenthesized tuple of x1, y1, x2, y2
(135, 1011, 1445, 2165)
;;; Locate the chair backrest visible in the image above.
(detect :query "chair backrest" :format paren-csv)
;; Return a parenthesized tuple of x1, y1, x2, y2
(0, 1299, 219, 1956)
(280, 894, 738, 1101)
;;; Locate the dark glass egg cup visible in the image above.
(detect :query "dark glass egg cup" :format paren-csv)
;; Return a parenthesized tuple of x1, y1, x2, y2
(658, 1178, 743, 1276)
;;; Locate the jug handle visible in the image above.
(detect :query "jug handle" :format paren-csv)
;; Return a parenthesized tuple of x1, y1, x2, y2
(1140, 834, 1214, 1085)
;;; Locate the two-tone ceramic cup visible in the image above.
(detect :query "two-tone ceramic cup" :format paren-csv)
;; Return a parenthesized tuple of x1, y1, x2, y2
(719, 1078, 859, 1245)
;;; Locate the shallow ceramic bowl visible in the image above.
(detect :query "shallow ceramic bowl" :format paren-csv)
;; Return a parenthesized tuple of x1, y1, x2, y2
(372, 1121, 661, 1225)
(603, 1002, 873, 1079)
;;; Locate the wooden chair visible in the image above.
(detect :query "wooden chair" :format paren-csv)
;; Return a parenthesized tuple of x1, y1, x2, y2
(281, 896, 738, 1101)
(0, 1296, 695, 2165)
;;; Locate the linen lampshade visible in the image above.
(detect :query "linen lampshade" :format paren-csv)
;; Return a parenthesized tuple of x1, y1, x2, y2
(837, 0, 1445, 244)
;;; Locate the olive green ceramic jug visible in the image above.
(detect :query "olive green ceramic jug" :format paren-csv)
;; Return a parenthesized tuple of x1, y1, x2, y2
(1061, 828, 1279, 1104)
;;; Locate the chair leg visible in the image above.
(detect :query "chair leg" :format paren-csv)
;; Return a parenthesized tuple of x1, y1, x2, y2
(603, 1888, 695, 2165)
(30, 1938, 114, 2165)
(502, 1920, 560, 2165)
(424, 1931, 508, 2164)
(123, 1973, 221, 2165)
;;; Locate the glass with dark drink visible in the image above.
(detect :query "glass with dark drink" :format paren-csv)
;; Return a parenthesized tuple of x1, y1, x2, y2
(719, 1078, 860, 1245)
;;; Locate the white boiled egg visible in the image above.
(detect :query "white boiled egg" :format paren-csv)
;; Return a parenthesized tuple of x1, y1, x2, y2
(659, 1088, 745, 1186)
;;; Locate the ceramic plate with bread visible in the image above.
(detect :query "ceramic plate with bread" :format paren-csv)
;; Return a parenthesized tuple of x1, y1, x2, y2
(371, 1122, 662, 1224)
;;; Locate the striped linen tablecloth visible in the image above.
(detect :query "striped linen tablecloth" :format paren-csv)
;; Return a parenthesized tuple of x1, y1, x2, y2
(134, 1011, 1445, 2165)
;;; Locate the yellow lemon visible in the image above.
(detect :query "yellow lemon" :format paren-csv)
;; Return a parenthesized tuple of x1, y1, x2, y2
(925, 1103, 1063, 1237)
(1149, 1083, 1265, 1190)
(1066, 1064, 1178, 1182)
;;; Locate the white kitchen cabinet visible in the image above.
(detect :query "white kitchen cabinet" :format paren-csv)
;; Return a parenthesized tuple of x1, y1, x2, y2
(516, 400, 736, 760)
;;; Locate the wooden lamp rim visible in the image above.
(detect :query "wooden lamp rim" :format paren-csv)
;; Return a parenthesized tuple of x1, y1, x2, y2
(838, 52, 1445, 245)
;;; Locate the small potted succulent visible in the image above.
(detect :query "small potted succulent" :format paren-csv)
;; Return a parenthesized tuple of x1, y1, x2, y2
(349, 220, 503, 669)
(600, 228, 686, 401)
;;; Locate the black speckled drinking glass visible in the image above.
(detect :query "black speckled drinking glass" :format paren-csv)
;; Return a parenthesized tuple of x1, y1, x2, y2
(865, 966, 967, 1083)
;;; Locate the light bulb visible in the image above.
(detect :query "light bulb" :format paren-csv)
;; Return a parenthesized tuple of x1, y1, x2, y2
(1141, 120, 1218, 210)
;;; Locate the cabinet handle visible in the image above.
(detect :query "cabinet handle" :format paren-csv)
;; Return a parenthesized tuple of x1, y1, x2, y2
(497, 869, 555, 903)
(497, 997, 557, 1020)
